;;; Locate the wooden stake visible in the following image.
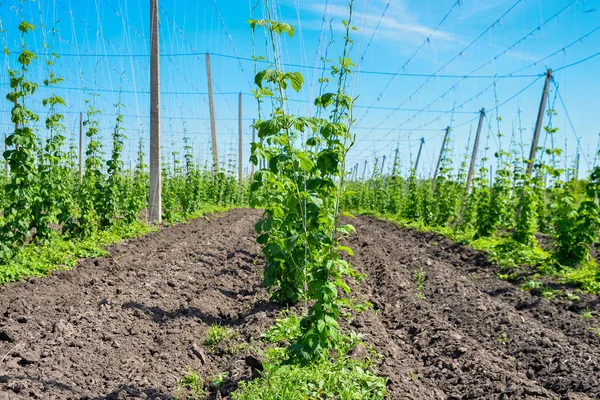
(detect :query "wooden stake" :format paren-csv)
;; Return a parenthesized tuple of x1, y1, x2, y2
(205, 53, 219, 173)
(4, 132, 8, 178)
(79, 111, 83, 181)
(432, 126, 450, 190)
(465, 108, 485, 194)
(149, 0, 162, 223)
(238, 92, 243, 199)
(526, 69, 552, 177)
(250, 119, 256, 178)
(362, 160, 367, 181)
(414, 137, 425, 172)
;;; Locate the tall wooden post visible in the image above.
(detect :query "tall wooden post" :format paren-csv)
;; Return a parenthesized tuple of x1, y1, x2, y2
(250, 119, 256, 177)
(414, 137, 425, 172)
(149, 0, 162, 223)
(4, 132, 7, 178)
(575, 140, 581, 181)
(381, 155, 386, 175)
(371, 158, 378, 179)
(432, 126, 450, 190)
(526, 69, 552, 177)
(79, 111, 83, 181)
(238, 92, 243, 199)
(362, 160, 367, 181)
(465, 108, 485, 194)
(205, 53, 219, 173)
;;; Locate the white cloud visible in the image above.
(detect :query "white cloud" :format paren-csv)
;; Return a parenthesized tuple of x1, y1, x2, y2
(292, 0, 458, 46)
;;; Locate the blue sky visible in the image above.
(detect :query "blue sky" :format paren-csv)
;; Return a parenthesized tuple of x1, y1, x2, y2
(0, 0, 599, 178)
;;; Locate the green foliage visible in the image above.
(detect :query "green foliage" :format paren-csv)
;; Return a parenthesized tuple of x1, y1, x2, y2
(0, 20, 40, 261)
(234, 312, 386, 400)
(203, 324, 234, 350)
(99, 92, 126, 228)
(513, 179, 538, 247)
(124, 136, 148, 223)
(176, 369, 207, 400)
(232, 355, 387, 400)
(0, 220, 154, 285)
(413, 268, 426, 300)
(76, 100, 103, 237)
(250, 3, 359, 363)
(32, 28, 71, 244)
(261, 312, 302, 344)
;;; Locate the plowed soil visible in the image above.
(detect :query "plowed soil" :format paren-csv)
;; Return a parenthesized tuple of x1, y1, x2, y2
(0, 209, 598, 399)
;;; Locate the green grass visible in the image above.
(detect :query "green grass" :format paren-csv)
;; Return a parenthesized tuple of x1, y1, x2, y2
(582, 307, 594, 321)
(260, 312, 302, 344)
(231, 355, 388, 400)
(360, 211, 600, 295)
(413, 268, 426, 300)
(231, 313, 388, 400)
(176, 369, 207, 400)
(203, 323, 234, 350)
(0, 205, 232, 286)
(0, 220, 155, 285)
(175, 369, 229, 400)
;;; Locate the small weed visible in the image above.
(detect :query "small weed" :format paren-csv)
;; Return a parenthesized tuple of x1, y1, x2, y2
(520, 279, 542, 291)
(176, 370, 229, 399)
(582, 307, 594, 321)
(497, 272, 519, 282)
(176, 369, 207, 400)
(540, 287, 560, 300)
(587, 327, 600, 337)
(413, 268, 426, 300)
(409, 371, 419, 381)
(232, 355, 387, 400)
(566, 292, 581, 303)
(261, 312, 302, 344)
(497, 334, 509, 344)
(211, 372, 229, 389)
(204, 324, 234, 350)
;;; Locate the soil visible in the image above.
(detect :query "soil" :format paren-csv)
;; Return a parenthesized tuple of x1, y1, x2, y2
(0, 209, 598, 399)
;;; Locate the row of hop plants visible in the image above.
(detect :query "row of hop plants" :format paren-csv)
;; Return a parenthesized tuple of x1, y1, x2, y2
(342, 110, 600, 272)
(0, 15, 248, 266)
(248, 0, 364, 364)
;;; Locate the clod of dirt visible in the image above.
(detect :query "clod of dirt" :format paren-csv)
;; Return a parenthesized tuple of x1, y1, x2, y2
(245, 355, 263, 371)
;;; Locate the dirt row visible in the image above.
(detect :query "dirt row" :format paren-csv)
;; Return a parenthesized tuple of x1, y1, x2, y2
(0, 209, 598, 399)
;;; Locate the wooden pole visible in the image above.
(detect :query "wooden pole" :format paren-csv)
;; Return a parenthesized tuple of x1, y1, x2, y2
(381, 155, 386, 175)
(79, 111, 83, 181)
(432, 126, 450, 190)
(250, 118, 256, 177)
(238, 92, 243, 199)
(526, 69, 552, 177)
(362, 160, 367, 181)
(149, 0, 162, 223)
(414, 137, 425, 172)
(465, 108, 485, 194)
(205, 53, 219, 173)
(575, 140, 581, 181)
(4, 132, 7, 178)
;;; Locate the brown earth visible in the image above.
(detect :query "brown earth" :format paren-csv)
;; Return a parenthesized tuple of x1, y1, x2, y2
(0, 209, 598, 399)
